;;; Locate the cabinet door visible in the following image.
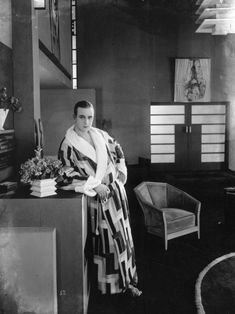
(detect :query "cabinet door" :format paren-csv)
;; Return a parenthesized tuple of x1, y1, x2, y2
(188, 124, 202, 171)
(150, 102, 227, 171)
(174, 124, 189, 170)
(150, 103, 185, 170)
(191, 103, 226, 171)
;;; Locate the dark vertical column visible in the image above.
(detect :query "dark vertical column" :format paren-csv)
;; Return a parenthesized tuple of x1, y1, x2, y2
(12, 0, 41, 167)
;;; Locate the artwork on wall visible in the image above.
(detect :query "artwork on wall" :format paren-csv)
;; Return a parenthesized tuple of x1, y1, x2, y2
(174, 58, 211, 102)
(49, 0, 60, 60)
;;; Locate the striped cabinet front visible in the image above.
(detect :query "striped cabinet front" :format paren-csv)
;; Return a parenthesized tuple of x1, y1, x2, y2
(191, 105, 226, 164)
(150, 102, 227, 171)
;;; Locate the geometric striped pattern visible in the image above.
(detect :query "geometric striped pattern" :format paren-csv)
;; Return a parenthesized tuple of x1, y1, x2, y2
(192, 104, 226, 163)
(150, 105, 184, 163)
(150, 103, 226, 165)
(58, 131, 138, 294)
(93, 181, 138, 294)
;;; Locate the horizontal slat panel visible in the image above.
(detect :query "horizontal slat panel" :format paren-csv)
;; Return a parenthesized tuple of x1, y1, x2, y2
(151, 145, 175, 153)
(151, 135, 175, 144)
(151, 105, 185, 115)
(201, 124, 225, 134)
(201, 144, 225, 153)
(151, 115, 184, 125)
(202, 134, 225, 143)
(201, 153, 225, 162)
(192, 115, 225, 124)
(151, 154, 175, 163)
(192, 105, 226, 114)
(150, 125, 175, 134)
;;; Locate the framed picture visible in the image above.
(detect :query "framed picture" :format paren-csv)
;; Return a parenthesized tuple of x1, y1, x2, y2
(49, 0, 60, 60)
(174, 58, 211, 102)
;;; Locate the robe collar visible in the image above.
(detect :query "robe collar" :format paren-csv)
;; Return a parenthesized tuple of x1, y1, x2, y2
(65, 125, 108, 182)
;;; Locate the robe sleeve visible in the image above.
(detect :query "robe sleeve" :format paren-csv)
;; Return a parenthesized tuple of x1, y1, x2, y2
(58, 138, 100, 196)
(101, 131, 127, 184)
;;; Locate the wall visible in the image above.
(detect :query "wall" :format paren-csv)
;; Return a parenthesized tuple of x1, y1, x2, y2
(177, 20, 225, 101)
(177, 21, 235, 170)
(0, 0, 12, 92)
(77, 3, 178, 164)
(77, 3, 235, 167)
(12, 0, 41, 166)
(0, 0, 13, 131)
(0, 43, 13, 98)
(213, 36, 235, 170)
(0, 0, 12, 49)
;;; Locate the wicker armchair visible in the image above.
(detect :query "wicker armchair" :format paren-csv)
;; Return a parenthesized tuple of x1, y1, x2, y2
(134, 182, 201, 250)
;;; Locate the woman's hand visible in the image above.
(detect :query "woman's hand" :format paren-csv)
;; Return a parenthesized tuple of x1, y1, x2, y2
(94, 184, 110, 202)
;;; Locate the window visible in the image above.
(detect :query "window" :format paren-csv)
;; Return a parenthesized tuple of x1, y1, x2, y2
(71, 0, 77, 89)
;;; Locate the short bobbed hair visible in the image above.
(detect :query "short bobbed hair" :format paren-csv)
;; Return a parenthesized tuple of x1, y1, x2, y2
(73, 100, 94, 116)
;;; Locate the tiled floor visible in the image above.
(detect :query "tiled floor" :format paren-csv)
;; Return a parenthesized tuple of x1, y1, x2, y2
(88, 168, 235, 314)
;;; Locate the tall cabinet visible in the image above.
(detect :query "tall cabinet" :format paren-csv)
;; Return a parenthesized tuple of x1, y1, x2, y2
(150, 102, 227, 171)
(0, 129, 15, 181)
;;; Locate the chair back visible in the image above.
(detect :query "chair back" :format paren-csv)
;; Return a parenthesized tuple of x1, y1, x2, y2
(134, 182, 152, 204)
(147, 182, 168, 208)
(167, 184, 184, 209)
(134, 182, 169, 208)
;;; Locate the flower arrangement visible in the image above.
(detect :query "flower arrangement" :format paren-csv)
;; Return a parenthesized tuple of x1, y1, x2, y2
(0, 87, 22, 113)
(20, 147, 63, 184)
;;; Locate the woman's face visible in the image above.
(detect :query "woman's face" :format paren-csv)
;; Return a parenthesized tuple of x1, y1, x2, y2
(74, 107, 94, 133)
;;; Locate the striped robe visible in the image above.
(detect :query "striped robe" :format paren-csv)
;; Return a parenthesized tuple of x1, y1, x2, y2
(58, 126, 138, 294)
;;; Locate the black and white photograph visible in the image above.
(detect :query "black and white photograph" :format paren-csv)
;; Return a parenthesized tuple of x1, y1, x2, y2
(1, 0, 235, 313)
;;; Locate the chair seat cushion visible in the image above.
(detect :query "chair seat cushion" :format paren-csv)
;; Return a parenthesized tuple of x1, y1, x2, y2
(162, 208, 195, 234)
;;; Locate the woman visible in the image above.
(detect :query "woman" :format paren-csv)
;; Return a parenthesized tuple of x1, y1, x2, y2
(58, 100, 142, 297)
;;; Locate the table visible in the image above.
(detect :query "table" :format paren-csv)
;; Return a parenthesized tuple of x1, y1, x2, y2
(224, 187, 235, 230)
(0, 191, 91, 314)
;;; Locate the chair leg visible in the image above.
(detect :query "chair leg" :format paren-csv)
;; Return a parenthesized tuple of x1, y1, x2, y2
(197, 228, 200, 239)
(164, 238, 168, 251)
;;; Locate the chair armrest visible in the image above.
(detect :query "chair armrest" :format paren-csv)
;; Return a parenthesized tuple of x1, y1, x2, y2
(138, 200, 166, 231)
(182, 192, 201, 215)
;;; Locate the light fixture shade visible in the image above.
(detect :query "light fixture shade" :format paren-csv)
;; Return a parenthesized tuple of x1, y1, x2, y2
(34, 0, 46, 9)
(195, 0, 235, 35)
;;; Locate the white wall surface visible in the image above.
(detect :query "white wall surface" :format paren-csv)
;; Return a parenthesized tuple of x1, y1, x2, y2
(0, 0, 12, 48)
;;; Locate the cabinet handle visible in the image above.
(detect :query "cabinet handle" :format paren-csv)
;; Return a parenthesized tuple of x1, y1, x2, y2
(189, 126, 192, 133)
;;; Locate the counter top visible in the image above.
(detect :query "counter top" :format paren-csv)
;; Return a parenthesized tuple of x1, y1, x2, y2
(0, 184, 83, 199)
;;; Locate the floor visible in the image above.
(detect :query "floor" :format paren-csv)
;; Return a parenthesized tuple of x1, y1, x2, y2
(88, 167, 235, 314)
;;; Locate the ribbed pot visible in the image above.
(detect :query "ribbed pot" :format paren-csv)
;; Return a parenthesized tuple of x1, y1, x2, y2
(0, 109, 9, 131)
(30, 178, 57, 198)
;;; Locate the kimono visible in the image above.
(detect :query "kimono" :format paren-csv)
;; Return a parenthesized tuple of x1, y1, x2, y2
(58, 126, 138, 294)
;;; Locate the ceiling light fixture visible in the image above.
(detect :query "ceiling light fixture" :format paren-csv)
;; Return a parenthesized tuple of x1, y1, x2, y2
(195, 0, 235, 35)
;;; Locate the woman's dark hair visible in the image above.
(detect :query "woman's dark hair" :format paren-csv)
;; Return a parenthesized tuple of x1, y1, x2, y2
(73, 100, 93, 116)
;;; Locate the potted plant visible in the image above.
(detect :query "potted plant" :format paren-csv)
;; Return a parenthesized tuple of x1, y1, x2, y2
(20, 147, 64, 197)
(0, 87, 22, 130)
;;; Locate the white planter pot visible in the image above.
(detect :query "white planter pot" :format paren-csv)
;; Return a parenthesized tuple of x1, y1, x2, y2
(0, 109, 9, 131)
(30, 178, 57, 197)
